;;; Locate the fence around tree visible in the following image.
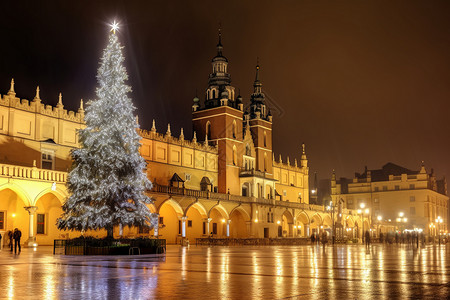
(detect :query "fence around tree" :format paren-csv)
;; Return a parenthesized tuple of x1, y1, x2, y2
(54, 238, 166, 255)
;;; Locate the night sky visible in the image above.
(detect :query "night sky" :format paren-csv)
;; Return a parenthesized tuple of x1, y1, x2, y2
(1, 1, 450, 182)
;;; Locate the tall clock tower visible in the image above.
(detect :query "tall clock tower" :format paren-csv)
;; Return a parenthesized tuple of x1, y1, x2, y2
(192, 30, 244, 194)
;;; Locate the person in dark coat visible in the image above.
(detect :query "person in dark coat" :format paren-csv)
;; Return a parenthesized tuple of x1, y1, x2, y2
(321, 231, 328, 250)
(13, 228, 21, 254)
(365, 230, 371, 249)
(379, 232, 384, 244)
(310, 233, 316, 244)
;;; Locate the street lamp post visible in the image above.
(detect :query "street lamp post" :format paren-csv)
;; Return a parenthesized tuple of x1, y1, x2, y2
(377, 215, 382, 238)
(436, 216, 443, 245)
(358, 203, 368, 243)
(327, 201, 335, 244)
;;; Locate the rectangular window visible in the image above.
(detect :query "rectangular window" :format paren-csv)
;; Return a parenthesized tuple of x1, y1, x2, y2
(374, 198, 379, 203)
(410, 207, 416, 215)
(212, 223, 217, 234)
(283, 190, 287, 196)
(347, 199, 353, 204)
(37, 214, 45, 234)
(139, 225, 150, 234)
(188, 220, 192, 227)
(159, 217, 164, 224)
(374, 187, 379, 192)
(383, 186, 388, 191)
(267, 212, 271, 223)
(394, 185, 400, 190)
(178, 220, 181, 234)
(410, 196, 415, 202)
(202, 222, 206, 235)
(409, 184, 415, 189)
(0, 211, 4, 230)
(41, 151, 54, 170)
(185, 173, 191, 181)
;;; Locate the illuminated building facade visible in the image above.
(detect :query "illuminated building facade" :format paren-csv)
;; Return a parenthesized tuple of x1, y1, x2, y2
(0, 35, 372, 246)
(331, 163, 449, 237)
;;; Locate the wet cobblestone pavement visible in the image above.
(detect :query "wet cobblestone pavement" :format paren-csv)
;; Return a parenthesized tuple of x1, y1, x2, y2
(0, 243, 449, 299)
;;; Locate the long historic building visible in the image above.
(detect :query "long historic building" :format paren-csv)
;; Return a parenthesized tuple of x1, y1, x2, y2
(1, 33, 431, 246)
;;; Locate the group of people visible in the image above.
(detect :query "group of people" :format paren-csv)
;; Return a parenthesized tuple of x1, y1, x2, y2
(379, 231, 424, 246)
(310, 231, 329, 249)
(0, 228, 22, 254)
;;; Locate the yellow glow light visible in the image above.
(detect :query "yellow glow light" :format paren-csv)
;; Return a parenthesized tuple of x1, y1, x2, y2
(12, 213, 16, 218)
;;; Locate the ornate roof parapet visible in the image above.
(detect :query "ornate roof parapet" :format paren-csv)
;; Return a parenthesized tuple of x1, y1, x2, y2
(138, 126, 218, 154)
(272, 154, 308, 174)
(0, 82, 85, 123)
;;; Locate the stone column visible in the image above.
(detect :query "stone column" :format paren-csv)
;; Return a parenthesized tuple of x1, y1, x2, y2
(206, 218, 212, 235)
(226, 220, 231, 237)
(181, 216, 187, 238)
(119, 224, 123, 237)
(306, 224, 310, 237)
(24, 206, 38, 247)
(153, 214, 160, 238)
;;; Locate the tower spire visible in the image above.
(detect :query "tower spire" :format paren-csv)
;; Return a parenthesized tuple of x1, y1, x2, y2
(253, 60, 262, 94)
(8, 78, 15, 96)
(216, 26, 223, 56)
(57, 92, 64, 108)
(34, 86, 40, 101)
(301, 142, 308, 168)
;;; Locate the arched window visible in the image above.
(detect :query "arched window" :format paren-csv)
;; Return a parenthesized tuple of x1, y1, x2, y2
(263, 131, 267, 147)
(206, 121, 211, 140)
(212, 90, 216, 99)
(264, 153, 268, 172)
(232, 145, 237, 166)
(232, 120, 236, 139)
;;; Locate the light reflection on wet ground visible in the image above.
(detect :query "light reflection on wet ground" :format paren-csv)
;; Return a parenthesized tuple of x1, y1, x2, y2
(0, 244, 449, 299)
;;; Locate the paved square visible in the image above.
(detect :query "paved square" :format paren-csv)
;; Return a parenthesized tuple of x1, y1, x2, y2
(0, 244, 449, 299)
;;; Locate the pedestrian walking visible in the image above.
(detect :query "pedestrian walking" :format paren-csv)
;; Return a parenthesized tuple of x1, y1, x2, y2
(379, 232, 384, 244)
(365, 230, 371, 249)
(13, 228, 21, 254)
(321, 231, 328, 250)
(310, 233, 315, 244)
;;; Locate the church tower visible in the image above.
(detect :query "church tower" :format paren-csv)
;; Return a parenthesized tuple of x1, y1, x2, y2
(192, 30, 244, 194)
(245, 63, 273, 177)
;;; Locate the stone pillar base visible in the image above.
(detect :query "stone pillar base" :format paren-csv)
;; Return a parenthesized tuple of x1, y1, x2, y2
(24, 237, 38, 247)
(181, 237, 190, 247)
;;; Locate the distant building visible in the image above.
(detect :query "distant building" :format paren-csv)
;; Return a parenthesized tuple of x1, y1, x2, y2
(331, 162, 449, 238)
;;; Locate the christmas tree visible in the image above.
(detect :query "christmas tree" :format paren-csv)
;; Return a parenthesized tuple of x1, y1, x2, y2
(58, 23, 157, 237)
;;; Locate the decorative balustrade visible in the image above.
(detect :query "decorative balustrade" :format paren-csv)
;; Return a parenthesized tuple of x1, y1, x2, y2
(151, 183, 327, 211)
(239, 168, 268, 178)
(0, 163, 67, 182)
